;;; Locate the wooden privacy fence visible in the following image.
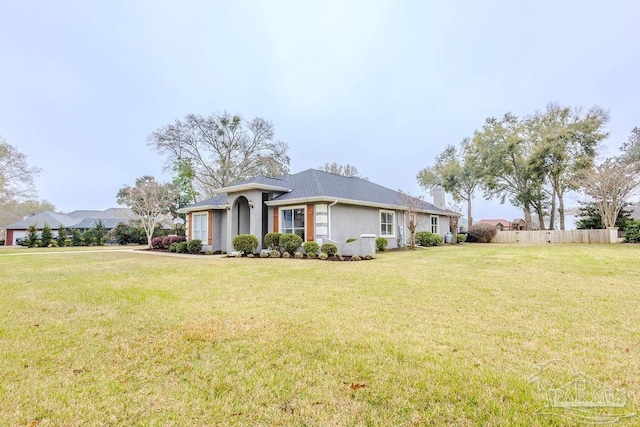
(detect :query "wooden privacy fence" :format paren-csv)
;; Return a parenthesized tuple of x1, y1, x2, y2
(492, 229, 612, 244)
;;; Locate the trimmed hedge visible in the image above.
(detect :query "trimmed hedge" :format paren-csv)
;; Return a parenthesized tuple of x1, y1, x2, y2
(320, 243, 338, 256)
(416, 231, 443, 247)
(264, 233, 281, 251)
(233, 234, 259, 254)
(187, 239, 203, 254)
(303, 241, 319, 254)
(375, 237, 388, 252)
(279, 233, 303, 254)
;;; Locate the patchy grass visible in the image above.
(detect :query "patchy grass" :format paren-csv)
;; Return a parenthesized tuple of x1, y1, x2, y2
(0, 244, 639, 425)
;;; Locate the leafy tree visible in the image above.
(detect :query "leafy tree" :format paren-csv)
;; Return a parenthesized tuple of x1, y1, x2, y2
(93, 219, 107, 246)
(527, 104, 608, 229)
(71, 228, 83, 246)
(40, 223, 52, 247)
(26, 224, 38, 247)
(57, 224, 67, 247)
(82, 229, 95, 246)
(417, 140, 482, 228)
(576, 202, 632, 230)
(0, 136, 41, 203)
(173, 158, 199, 206)
(1, 199, 56, 217)
(148, 113, 290, 198)
(471, 113, 542, 230)
(117, 176, 180, 249)
(621, 127, 640, 163)
(319, 162, 368, 180)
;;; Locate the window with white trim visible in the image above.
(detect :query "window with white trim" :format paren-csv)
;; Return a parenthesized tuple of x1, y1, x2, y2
(431, 215, 439, 234)
(380, 210, 395, 237)
(281, 206, 305, 240)
(193, 213, 208, 241)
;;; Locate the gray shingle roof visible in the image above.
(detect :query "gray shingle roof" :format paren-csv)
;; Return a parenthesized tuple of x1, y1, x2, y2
(2, 211, 77, 229)
(185, 194, 228, 209)
(4, 208, 139, 230)
(266, 169, 447, 213)
(73, 218, 129, 229)
(183, 169, 453, 214)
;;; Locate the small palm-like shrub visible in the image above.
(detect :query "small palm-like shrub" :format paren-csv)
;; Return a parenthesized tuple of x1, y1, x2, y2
(246, 253, 255, 258)
(294, 252, 304, 259)
(318, 252, 328, 260)
(335, 253, 343, 261)
(233, 234, 259, 254)
(307, 252, 316, 258)
(282, 252, 291, 258)
(270, 250, 281, 258)
(260, 250, 270, 258)
(375, 237, 388, 252)
(351, 255, 362, 261)
(363, 254, 373, 260)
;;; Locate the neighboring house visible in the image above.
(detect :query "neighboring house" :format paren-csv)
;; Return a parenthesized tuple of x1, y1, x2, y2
(511, 218, 526, 231)
(476, 219, 512, 231)
(178, 169, 460, 253)
(3, 208, 137, 246)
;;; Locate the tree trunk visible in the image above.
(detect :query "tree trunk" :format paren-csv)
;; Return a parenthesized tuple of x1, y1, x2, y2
(466, 196, 473, 230)
(549, 188, 557, 230)
(524, 205, 532, 230)
(536, 201, 546, 230)
(557, 189, 565, 230)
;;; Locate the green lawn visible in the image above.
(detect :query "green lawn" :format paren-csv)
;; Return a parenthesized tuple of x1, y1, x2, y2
(1, 245, 638, 425)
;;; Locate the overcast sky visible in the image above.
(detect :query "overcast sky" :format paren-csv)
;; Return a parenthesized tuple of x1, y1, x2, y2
(1, 1, 638, 222)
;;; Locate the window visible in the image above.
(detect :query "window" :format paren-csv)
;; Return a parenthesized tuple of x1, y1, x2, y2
(281, 206, 305, 240)
(380, 210, 395, 237)
(193, 213, 208, 241)
(431, 215, 439, 234)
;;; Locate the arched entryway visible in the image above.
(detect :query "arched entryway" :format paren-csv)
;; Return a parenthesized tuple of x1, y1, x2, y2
(232, 196, 250, 236)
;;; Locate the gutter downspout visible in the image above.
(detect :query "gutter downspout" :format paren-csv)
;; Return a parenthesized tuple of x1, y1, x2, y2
(328, 199, 338, 240)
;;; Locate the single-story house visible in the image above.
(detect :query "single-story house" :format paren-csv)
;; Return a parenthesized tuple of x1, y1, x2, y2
(178, 168, 460, 253)
(476, 219, 512, 231)
(3, 208, 137, 246)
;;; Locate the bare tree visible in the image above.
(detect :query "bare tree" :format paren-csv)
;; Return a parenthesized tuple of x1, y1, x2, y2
(0, 136, 41, 203)
(577, 159, 640, 229)
(398, 190, 425, 249)
(319, 162, 368, 180)
(148, 113, 290, 199)
(116, 176, 180, 248)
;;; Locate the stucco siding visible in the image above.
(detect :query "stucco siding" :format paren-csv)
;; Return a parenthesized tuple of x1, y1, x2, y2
(329, 204, 401, 248)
